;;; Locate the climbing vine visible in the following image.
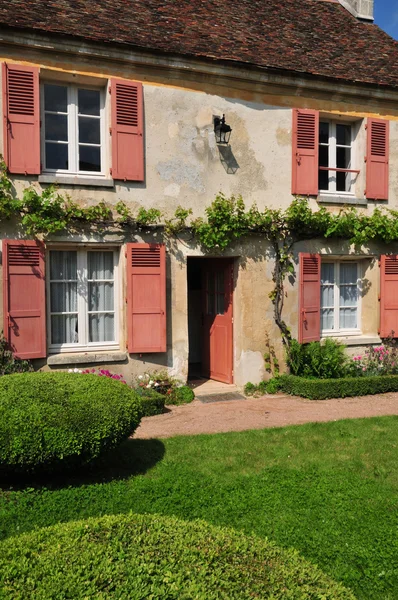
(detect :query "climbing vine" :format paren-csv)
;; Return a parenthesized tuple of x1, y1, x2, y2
(2, 158, 398, 348)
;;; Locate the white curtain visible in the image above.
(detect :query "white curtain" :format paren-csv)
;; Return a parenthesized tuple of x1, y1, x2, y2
(88, 252, 114, 343)
(50, 251, 78, 344)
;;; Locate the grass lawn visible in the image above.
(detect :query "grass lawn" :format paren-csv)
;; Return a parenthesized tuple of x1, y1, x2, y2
(1, 416, 398, 599)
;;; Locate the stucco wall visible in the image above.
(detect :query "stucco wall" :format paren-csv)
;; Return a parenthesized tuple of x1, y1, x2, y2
(0, 42, 398, 386)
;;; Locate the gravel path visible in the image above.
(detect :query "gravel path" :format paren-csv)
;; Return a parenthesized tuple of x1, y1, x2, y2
(134, 393, 398, 439)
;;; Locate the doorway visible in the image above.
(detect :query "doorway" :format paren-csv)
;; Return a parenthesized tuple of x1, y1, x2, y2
(187, 257, 234, 384)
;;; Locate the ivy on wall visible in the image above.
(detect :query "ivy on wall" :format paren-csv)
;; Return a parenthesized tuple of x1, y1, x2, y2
(1, 160, 397, 347)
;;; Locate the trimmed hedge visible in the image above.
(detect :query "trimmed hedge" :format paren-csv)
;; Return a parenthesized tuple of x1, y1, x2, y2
(167, 385, 195, 405)
(278, 373, 398, 400)
(0, 513, 354, 599)
(0, 372, 142, 475)
(136, 388, 166, 416)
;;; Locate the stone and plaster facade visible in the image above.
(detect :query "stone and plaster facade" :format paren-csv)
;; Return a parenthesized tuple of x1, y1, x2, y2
(0, 0, 398, 385)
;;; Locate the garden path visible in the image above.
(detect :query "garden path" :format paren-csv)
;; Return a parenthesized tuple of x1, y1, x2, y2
(134, 393, 398, 439)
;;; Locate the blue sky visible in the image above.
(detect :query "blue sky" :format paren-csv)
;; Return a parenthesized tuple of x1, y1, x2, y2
(374, 0, 398, 39)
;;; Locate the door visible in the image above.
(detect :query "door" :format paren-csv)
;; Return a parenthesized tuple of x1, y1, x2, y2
(202, 259, 233, 383)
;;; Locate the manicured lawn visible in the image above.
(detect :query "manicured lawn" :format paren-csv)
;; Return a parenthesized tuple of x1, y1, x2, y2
(1, 416, 398, 599)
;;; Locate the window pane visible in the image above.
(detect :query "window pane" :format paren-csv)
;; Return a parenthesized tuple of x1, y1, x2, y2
(45, 114, 68, 142)
(340, 285, 357, 307)
(321, 263, 335, 284)
(44, 84, 67, 112)
(319, 170, 329, 191)
(336, 124, 351, 146)
(46, 142, 68, 170)
(337, 147, 351, 169)
(79, 145, 101, 172)
(78, 89, 100, 116)
(340, 263, 357, 284)
(88, 252, 113, 280)
(51, 282, 77, 313)
(321, 284, 334, 307)
(50, 251, 77, 280)
(340, 308, 357, 329)
(319, 122, 329, 144)
(88, 282, 114, 312)
(79, 116, 100, 144)
(337, 171, 351, 193)
(89, 314, 115, 343)
(319, 145, 329, 168)
(51, 315, 78, 344)
(321, 308, 334, 330)
(216, 294, 225, 315)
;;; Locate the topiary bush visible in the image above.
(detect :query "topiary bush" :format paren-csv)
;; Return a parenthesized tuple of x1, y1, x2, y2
(167, 385, 195, 405)
(0, 372, 142, 475)
(135, 387, 166, 416)
(0, 513, 354, 599)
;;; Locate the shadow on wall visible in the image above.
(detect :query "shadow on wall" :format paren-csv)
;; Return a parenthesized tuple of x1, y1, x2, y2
(218, 145, 239, 174)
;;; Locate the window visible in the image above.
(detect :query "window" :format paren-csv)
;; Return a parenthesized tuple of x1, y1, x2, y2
(48, 249, 118, 351)
(321, 262, 360, 334)
(41, 83, 106, 176)
(319, 121, 358, 194)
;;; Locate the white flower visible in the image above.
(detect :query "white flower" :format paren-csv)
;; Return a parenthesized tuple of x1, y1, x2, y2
(154, 382, 159, 387)
(146, 384, 151, 389)
(68, 369, 73, 373)
(138, 375, 143, 380)
(74, 368, 81, 373)
(149, 380, 154, 385)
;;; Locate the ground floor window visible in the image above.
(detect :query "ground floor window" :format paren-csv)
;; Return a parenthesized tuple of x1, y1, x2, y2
(321, 261, 359, 334)
(48, 248, 118, 351)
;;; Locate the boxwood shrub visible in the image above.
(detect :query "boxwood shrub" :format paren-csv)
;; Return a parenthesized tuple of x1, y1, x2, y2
(277, 373, 398, 400)
(135, 388, 166, 416)
(0, 372, 142, 475)
(167, 385, 195, 405)
(0, 513, 354, 599)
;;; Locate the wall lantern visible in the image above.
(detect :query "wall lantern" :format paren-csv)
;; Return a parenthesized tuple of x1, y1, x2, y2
(214, 114, 232, 145)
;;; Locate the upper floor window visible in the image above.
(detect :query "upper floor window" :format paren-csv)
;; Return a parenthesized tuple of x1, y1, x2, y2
(318, 121, 357, 195)
(41, 83, 105, 176)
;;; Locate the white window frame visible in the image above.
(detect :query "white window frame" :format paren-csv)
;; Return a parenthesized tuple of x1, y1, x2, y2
(40, 82, 107, 178)
(47, 247, 120, 353)
(319, 120, 357, 196)
(321, 260, 361, 337)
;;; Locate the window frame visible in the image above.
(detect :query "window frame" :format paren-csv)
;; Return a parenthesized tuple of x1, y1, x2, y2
(318, 120, 358, 196)
(320, 260, 361, 337)
(47, 246, 120, 353)
(40, 81, 107, 178)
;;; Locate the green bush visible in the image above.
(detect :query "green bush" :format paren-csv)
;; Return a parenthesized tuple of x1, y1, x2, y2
(167, 385, 195, 405)
(244, 381, 257, 396)
(0, 335, 33, 375)
(278, 373, 398, 400)
(0, 513, 354, 599)
(0, 372, 142, 475)
(135, 388, 166, 416)
(287, 338, 348, 379)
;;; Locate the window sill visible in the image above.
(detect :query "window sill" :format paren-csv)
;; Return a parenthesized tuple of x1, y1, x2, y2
(318, 195, 367, 206)
(39, 174, 114, 188)
(321, 335, 381, 346)
(47, 351, 127, 366)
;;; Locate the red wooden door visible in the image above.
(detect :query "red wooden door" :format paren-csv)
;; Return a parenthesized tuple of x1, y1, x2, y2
(202, 259, 233, 383)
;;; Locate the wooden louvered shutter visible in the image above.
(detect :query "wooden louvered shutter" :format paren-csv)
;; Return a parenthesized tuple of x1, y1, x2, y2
(299, 252, 321, 343)
(3, 240, 46, 359)
(127, 243, 166, 353)
(366, 118, 389, 201)
(111, 79, 144, 181)
(2, 63, 40, 174)
(379, 255, 398, 338)
(292, 109, 319, 195)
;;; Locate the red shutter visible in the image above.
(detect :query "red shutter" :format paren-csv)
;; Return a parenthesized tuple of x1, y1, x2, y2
(2, 63, 40, 175)
(366, 118, 389, 200)
(3, 240, 46, 359)
(379, 255, 398, 338)
(111, 79, 144, 181)
(299, 252, 321, 343)
(292, 109, 319, 195)
(127, 243, 166, 353)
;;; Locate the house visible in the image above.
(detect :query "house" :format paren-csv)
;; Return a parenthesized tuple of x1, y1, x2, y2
(0, 0, 398, 386)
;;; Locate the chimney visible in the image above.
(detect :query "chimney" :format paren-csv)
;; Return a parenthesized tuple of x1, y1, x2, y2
(338, 0, 374, 21)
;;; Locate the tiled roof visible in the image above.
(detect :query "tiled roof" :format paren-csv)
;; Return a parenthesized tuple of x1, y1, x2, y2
(0, 0, 398, 89)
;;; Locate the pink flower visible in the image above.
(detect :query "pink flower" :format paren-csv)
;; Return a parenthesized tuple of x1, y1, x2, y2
(362, 367, 367, 371)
